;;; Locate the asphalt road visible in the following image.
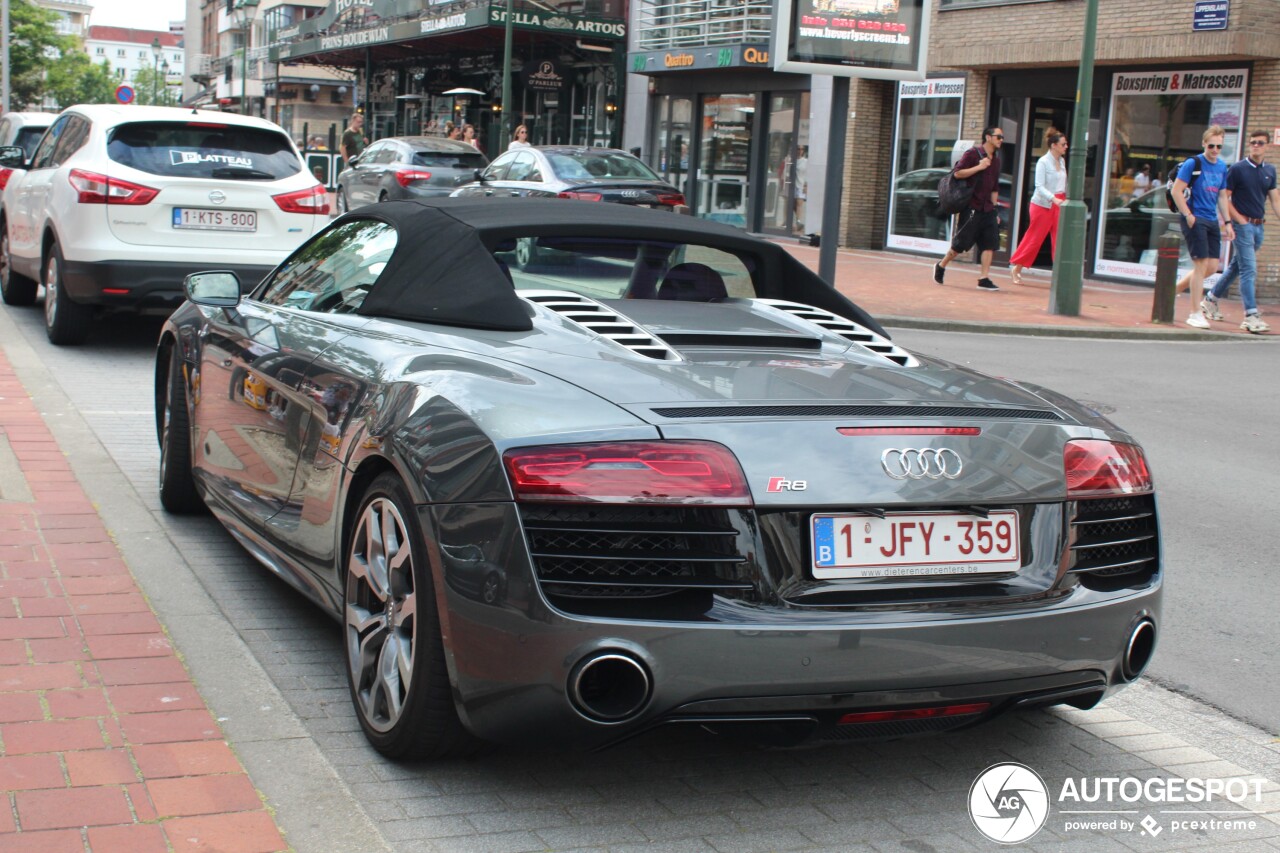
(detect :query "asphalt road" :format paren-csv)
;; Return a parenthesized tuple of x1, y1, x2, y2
(893, 328, 1280, 734)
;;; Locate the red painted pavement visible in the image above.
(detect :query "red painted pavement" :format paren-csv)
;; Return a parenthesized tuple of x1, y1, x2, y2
(0, 349, 287, 853)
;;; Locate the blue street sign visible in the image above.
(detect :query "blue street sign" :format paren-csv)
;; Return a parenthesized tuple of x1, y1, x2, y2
(1193, 0, 1229, 31)
(115, 84, 136, 105)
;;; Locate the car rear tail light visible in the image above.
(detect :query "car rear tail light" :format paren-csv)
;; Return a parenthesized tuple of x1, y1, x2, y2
(657, 192, 685, 206)
(1063, 439, 1152, 497)
(838, 702, 990, 725)
(0, 168, 12, 190)
(272, 184, 330, 215)
(68, 169, 158, 205)
(394, 169, 433, 187)
(557, 191, 603, 201)
(504, 441, 751, 505)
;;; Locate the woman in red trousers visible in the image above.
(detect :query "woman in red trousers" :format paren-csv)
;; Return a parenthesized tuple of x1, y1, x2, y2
(1010, 128, 1069, 284)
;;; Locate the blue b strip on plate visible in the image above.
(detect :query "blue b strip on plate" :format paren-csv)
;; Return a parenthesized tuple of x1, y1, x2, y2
(812, 515, 833, 567)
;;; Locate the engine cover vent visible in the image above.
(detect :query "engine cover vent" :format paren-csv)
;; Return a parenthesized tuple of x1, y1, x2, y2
(522, 290, 681, 361)
(755, 299, 919, 367)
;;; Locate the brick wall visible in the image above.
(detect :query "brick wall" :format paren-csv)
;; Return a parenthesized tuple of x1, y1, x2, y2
(1244, 60, 1280, 304)
(839, 79, 894, 249)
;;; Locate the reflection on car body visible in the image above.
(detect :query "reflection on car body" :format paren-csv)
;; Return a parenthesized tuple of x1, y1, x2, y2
(156, 198, 1162, 761)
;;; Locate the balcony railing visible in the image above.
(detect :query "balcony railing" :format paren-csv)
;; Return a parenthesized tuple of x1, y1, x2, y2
(636, 0, 773, 49)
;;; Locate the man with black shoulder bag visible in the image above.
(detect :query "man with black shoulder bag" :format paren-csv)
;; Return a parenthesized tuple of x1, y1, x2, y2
(934, 126, 1005, 291)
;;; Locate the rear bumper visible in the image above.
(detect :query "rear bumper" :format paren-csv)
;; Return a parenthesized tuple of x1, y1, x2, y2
(61, 259, 274, 314)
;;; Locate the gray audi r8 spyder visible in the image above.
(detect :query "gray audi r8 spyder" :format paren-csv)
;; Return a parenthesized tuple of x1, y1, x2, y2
(155, 198, 1161, 760)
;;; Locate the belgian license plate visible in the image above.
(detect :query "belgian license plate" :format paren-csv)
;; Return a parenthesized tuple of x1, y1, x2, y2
(811, 510, 1020, 579)
(172, 208, 257, 232)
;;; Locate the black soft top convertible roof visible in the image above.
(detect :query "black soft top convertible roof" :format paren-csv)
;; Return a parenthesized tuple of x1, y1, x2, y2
(348, 198, 887, 336)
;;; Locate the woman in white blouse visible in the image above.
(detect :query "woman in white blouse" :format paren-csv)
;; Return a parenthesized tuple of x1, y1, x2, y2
(1009, 128, 1069, 285)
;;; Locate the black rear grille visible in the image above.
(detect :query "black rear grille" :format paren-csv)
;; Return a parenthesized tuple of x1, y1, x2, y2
(1068, 494, 1159, 587)
(519, 505, 750, 618)
(649, 404, 1064, 421)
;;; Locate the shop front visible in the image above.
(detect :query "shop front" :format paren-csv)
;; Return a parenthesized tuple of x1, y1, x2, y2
(631, 48, 811, 234)
(1093, 67, 1248, 284)
(271, 0, 627, 160)
(885, 76, 965, 255)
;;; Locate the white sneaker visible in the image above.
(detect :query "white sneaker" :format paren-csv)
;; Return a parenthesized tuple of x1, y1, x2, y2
(1241, 314, 1271, 334)
(1185, 313, 1210, 329)
(1201, 299, 1224, 321)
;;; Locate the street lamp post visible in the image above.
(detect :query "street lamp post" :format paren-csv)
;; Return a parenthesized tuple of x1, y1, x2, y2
(500, 0, 513, 147)
(232, 0, 261, 116)
(160, 61, 170, 105)
(150, 37, 161, 104)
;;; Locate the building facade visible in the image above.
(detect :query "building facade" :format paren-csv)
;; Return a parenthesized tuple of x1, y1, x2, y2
(623, 0, 1280, 303)
(84, 27, 184, 102)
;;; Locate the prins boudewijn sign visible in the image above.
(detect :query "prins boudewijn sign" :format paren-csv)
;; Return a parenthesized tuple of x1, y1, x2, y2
(771, 0, 931, 81)
(628, 45, 772, 74)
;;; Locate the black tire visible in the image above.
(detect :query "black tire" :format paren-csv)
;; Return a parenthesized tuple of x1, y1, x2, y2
(344, 473, 477, 759)
(158, 345, 205, 514)
(0, 223, 38, 307)
(43, 241, 92, 345)
(336, 189, 349, 215)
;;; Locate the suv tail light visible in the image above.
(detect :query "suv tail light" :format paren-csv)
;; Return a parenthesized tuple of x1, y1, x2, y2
(272, 184, 330, 215)
(394, 169, 433, 187)
(68, 169, 158, 205)
(557, 191, 603, 201)
(657, 192, 685, 207)
(0, 168, 12, 190)
(1064, 440, 1152, 497)
(504, 441, 751, 505)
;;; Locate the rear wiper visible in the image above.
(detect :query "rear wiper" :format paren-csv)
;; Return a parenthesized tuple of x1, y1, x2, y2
(209, 167, 276, 180)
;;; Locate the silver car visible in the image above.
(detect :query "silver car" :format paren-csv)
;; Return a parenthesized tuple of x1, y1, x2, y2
(336, 136, 488, 213)
(156, 198, 1161, 760)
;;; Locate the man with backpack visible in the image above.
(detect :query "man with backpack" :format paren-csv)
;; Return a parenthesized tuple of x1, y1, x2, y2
(934, 126, 1005, 291)
(1170, 125, 1232, 329)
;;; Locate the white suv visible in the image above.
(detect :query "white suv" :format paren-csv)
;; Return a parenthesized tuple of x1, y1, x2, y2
(0, 105, 329, 344)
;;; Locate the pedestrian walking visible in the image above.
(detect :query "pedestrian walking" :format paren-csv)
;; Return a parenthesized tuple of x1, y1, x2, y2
(1201, 129, 1279, 333)
(1172, 125, 1232, 329)
(934, 126, 1005, 291)
(340, 113, 366, 165)
(1009, 127, 1068, 284)
(508, 124, 531, 149)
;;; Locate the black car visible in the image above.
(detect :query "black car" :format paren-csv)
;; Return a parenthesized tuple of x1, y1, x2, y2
(1100, 187, 1189, 265)
(336, 136, 488, 213)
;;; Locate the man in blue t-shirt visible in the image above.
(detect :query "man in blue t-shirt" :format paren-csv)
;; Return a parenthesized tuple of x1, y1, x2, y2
(1171, 125, 1231, 329)
(1202, 129, 1280, 334)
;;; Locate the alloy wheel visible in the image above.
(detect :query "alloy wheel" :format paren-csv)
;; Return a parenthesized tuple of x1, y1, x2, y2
(345, 496, 417, 733)
(43, 254, 58, 327)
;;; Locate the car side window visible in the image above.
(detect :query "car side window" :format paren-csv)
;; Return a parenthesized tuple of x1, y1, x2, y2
(506, 152, 541, 182)
(49, 116, 90, 168)
(257, 219, 398, 314)
(375, 146, 397, 165)
(481, 152, 513, 181)
(29, 116, 69, 170)
(359, 143, 383, 163)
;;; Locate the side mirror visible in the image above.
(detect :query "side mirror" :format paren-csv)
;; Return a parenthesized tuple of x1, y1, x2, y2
(185, 271, 242, 308)
(475, 168, 487, 183)
(0, 145, 27, 170)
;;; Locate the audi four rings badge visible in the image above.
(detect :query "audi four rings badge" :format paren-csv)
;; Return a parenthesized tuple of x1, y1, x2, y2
(881, 448, 963, 480)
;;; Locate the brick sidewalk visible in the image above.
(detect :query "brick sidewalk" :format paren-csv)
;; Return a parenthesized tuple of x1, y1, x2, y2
(0, 350, 287, 853)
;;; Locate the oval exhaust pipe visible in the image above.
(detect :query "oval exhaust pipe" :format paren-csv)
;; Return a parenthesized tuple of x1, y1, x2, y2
(1122, 620, 1156, 681)
(568, 652, 652, 724)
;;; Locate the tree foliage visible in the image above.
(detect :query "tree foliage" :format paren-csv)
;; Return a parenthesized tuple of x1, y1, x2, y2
(129, 66, 178, 106)
(8, 0, 72, 109)
(45, 55, 117, 110)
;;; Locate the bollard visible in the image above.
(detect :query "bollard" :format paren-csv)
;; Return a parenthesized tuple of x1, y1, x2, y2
(1151, 233, 1181, 323)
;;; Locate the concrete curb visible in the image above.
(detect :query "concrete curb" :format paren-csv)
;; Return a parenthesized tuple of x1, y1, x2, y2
(0, 307, 392, 853)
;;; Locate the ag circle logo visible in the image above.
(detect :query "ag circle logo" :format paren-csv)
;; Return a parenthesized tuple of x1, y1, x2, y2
(968, 762, 1050, 844)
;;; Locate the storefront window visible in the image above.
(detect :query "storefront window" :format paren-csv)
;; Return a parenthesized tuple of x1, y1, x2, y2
(764, 93, 811, 236)
(696, 93, 754, 227)
(653, 96, 693, 198)
(886, 78, 964, 254)
(1095, 68, 1248, 282)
